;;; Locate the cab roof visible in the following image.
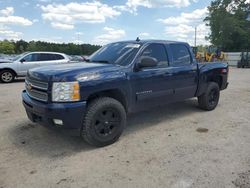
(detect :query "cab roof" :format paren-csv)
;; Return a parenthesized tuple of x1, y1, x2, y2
(111, 39, 190, 46)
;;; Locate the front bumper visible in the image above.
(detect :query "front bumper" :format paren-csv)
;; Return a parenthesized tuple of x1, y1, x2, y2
(22, 90, 87, 136)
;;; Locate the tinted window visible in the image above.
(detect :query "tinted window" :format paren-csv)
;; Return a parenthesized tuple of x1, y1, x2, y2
(141, 43, 168, 68)
(54, 54, 64, 60)
(39, 54, 53, 61)
(37, 54, 46, 61)
(22, 54, 40, 62)
(37, 54, 64, 61)
(170, 44, 191, 65)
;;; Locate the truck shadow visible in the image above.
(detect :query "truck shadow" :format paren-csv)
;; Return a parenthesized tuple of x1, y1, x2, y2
(125, 99, 203, 135)
(10, 122, 95, 159)
(10, 99, 203, 158)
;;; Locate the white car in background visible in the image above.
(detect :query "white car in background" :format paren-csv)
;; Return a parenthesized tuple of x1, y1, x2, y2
(0, 52, 71, 83)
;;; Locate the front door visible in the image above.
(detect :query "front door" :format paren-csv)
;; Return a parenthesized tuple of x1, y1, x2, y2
(18, 53, 41, 76)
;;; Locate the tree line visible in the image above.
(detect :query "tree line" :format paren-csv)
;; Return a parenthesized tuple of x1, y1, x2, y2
(0, 40, 101, 55)
(205, 0, 250, 51)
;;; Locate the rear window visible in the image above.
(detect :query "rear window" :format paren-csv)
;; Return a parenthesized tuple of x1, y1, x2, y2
(170, 44, 191, 65)
(54, 54, 64, 60)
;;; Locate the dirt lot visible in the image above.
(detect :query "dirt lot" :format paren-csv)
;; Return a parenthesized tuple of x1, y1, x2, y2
(0, 67, 249, 188)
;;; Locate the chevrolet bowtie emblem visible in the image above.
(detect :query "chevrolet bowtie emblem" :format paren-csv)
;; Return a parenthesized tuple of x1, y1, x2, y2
(27, 82, 32, 90)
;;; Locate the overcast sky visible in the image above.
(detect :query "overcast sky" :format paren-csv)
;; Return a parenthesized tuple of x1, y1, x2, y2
(0, 0, 213, 45)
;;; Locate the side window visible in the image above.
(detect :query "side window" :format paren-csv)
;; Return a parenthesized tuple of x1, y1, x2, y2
(39, 54, 53, 61)
(141, 44, 169, 68)
(36, 54, 44, 61)
(170, 44, 191, 65)
(22, 54, 32, 62)
(22, 54, 39, 62)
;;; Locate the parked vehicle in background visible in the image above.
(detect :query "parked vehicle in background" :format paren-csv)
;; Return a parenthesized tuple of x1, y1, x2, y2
(0, 52, 70, 83)
(237, 51, 250, 68)
(22, 40, 229, 147)
(70, 55, 86, 62)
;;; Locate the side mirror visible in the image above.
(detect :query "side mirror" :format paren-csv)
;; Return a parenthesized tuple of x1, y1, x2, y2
(137, 56, 158, 69)
(20, 59, 25, 63)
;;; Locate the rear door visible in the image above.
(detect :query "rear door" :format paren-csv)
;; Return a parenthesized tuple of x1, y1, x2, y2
(168, 43, 198, 100)
(129, 43, 174, 111)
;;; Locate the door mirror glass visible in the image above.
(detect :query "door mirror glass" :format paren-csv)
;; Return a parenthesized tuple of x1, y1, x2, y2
(138, 56, 158, 69)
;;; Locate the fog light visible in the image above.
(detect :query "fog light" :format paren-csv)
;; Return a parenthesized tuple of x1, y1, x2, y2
(53, 119, 63, 126)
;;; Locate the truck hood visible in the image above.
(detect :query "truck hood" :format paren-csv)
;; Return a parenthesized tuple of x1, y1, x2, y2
(28, 62, 124, 82)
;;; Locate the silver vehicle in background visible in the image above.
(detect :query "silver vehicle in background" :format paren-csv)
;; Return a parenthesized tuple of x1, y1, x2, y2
(0, 52, 71, 83)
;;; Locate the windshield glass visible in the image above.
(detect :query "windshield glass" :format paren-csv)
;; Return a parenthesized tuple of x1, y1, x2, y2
(88, 42, 141, 66)
(12, 52, 30, 61)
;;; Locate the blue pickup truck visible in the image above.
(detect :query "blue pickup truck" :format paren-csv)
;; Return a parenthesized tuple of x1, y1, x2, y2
(22, 40, 229, 147)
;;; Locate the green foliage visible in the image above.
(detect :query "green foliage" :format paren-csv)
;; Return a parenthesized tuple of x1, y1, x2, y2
(0, 40, 15, 54)
(14, 40, 28, 53)
(0, 40, 101, 55)
(205, 0, 250, 51)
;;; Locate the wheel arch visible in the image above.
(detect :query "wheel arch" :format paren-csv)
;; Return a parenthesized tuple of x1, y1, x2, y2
(86, 89, 128, 112)
(0, 68, 17, 77)
(196, 73, 223, 97)
(209, 75, 223, 89)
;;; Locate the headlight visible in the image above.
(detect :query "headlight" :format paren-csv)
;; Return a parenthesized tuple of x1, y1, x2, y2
(52, 82, 80, 102)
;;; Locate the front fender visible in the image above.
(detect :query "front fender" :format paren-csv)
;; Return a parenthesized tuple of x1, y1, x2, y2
(79, 71, 130, 102)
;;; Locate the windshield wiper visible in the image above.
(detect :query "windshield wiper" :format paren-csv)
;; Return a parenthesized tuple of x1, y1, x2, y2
(89, 60, 111, 64)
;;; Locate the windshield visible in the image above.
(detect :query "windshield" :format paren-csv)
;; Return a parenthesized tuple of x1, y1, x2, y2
(88, 42, 141, 66)
(12, 52, 30, 61)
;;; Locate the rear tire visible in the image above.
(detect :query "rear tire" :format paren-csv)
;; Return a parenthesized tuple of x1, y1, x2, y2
(0, 70, 15, 83)
(81, 97, 126, 147)
(198, 82, 220, 111)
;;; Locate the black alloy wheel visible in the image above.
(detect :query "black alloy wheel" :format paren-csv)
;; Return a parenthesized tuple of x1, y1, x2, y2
(82, 97, 126, 147)
(93, 107, 122, 138)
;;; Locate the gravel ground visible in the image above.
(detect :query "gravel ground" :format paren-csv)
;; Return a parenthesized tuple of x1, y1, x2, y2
(0, 67, 249, 188)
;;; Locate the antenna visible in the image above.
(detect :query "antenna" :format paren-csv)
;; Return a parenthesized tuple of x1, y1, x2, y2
(194, 26, 197, 47)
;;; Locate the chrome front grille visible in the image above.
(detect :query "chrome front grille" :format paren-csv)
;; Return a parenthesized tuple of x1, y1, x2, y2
(25, 77, 48, 102)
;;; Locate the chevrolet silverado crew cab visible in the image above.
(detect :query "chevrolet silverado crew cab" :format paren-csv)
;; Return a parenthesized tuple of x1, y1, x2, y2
(0, 52, 70, 83)
(22, 40, 229, 147)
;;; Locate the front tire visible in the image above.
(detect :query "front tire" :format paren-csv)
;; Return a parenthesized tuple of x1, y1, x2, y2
(0, 70, 15, 83)
(81, 97, 126, 147)
(198, 82, 220, 111)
